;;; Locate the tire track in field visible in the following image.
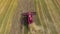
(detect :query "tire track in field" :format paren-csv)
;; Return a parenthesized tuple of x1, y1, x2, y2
(34, 0, 47, 34)
(4, 0, 18, 34)
(34, 0, 60, 34)
(0, 0, 18, 34)
(44, 0, 59, 34)
(0, 0, 13, 33)
(9, 0, 22, 34)
(0, 0, 12, 28)
(9, 6, 21, 34)
(44, 0, 60, 33)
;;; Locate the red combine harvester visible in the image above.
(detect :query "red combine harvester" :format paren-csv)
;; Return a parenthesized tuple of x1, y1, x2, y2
(22, 12, 36, 24)
(21, 12, 36, 30)
(21, 12, 40, 32)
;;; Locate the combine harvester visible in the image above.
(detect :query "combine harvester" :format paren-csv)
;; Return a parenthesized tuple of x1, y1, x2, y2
(0, 0, 60, 34)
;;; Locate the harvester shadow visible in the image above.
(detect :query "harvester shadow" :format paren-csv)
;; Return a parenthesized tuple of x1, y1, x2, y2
(20, 15, 29, 34)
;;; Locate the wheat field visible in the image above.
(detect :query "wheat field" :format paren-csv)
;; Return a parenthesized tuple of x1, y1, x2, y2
(0, 0, 60, 34)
